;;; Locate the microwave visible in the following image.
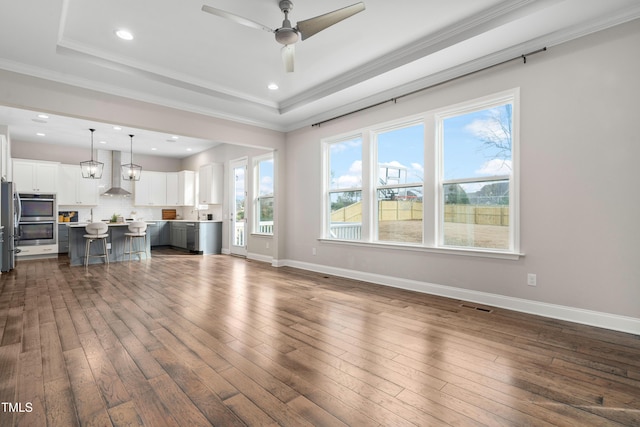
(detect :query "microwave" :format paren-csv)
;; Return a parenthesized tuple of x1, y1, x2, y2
(19, 193, 56, 221)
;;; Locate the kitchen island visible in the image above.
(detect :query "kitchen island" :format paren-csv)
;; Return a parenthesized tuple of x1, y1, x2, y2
(67, 222, 154, 266)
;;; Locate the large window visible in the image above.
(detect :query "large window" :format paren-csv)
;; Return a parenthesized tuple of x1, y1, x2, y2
(439, 100, 514, 251)
(374, 123, 424, 244)
(326, 136, 363, 240)
(323, 89, 519, 255)
(254, 154, 274, 235)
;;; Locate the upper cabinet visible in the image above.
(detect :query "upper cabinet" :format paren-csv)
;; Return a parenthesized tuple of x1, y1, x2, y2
(199, 163, 223, 205)
(166, 171, 195, 206)
(0, 135, 8, 182)
(58, 164, 98, 206)
(135, 170, 195, 207)
(13, 159, 58, 193)
(134, 171, 167, 206)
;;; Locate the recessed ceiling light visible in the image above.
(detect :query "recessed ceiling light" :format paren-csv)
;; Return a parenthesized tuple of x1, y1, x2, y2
(151, 148, 157, 151)
(171, 135, 179, 140)
(99, 140, 107, 144)
(186, 148, 192, 152)
(113, 126, 122, 131)
(115, 29, 134, 41)
(268, 83, 279, 90)
(37, 114, 49, 119)
(36, 132, 45, 137)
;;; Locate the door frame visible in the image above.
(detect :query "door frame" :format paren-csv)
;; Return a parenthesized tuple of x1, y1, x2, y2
(229, 157, 248, 257)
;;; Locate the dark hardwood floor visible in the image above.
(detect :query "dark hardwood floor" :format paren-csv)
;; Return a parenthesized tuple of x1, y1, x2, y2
(1, 249, 639, 426)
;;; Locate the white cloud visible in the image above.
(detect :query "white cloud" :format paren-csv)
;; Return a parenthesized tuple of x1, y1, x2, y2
(475, 159, 512, 175)
(349, 160, 362, 174)
(260, 176, 273, 195)
(465, 114, 509, 141)
(330, 139, 362, 153)
(380, 160, 406, 169)
(335, 160, 362, 188)
(336, 176, 360, 187)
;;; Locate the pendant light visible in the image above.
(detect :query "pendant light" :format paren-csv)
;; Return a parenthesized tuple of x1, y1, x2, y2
(121, 134, 142, 181)
(80, 128, 104, 179)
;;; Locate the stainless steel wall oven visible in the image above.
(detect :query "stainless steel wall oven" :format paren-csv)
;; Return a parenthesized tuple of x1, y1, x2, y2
(17, 193, 57, 246)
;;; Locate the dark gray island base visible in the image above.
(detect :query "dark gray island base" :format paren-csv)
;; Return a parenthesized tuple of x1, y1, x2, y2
(67, 223, 153, 266)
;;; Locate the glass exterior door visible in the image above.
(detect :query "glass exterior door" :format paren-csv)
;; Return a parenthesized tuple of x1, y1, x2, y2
(230, 159, 247, 256)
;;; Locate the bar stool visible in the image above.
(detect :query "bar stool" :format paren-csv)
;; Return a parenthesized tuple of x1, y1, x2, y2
(84, 222, 109, 267)
(124, 221, 148, 261)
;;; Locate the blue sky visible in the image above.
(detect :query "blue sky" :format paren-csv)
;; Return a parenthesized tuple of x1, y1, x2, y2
(330, 104, 512, 190)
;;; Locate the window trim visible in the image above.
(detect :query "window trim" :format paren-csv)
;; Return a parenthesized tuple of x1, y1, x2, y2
(323, 133, 365, 241)
(434, 89, 520, 253)
(252, 152, 274, 236)
(321, 88, 522, 259)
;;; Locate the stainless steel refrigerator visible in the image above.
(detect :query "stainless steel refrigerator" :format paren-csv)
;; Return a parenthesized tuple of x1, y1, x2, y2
(1, 181, 20, 272)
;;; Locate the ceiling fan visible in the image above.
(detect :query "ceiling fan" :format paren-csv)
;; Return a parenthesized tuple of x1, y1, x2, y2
(201, 1, 365, 72)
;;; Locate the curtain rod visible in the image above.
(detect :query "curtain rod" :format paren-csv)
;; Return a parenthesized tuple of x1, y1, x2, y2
(311, 47, 547, 127)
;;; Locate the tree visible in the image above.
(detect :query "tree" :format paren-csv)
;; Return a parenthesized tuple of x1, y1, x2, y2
(445, 184, 469, 204)
(478, 104, 513, 170)
(331, 192, 360, 211)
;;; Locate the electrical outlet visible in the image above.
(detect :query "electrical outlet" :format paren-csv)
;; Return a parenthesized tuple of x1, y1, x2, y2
(265, 241, 269, 249)
(527, 273, 537, 286)
(312, 247, 317, 256)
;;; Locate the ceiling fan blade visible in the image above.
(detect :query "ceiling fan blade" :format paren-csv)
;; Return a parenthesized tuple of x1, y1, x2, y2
(281, 44, 295, 73)
(296, 2, 365, 40)
(201, 5, 274, 34)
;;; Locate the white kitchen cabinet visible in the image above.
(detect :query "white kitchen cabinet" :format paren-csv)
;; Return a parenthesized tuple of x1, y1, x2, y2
(179, 170, 195, 206)
(13, 159, 58, 193)
(58, 164, 98, 206)
(166, 173, 178, 206)
(0, 135, 8, 182)
(166, 171, 195, 206)
(134, 171, 167, 206)
(198, 163, 223, 204)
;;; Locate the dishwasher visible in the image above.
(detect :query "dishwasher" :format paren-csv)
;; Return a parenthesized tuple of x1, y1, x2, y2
(186, 222, 199, 253)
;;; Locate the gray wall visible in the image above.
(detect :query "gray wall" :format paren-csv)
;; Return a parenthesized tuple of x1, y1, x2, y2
(283, 20, 640, 322)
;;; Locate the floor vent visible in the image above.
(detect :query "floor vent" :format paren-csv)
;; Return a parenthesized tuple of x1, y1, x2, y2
(461, 303, 493, 313)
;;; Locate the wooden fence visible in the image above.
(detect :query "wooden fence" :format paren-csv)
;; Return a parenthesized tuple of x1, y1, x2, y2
(332, 201, 509, 226)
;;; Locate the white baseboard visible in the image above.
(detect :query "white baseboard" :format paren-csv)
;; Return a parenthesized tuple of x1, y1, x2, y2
(277, 259, 640, 335)
(247, 252, 273, 264)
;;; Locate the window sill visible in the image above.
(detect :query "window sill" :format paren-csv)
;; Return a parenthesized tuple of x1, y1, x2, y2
(317, 238, 524, 260)
(251, 233, 273, 238)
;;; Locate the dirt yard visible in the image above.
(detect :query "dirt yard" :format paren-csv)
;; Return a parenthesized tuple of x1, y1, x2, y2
(377, 220, 509, 249)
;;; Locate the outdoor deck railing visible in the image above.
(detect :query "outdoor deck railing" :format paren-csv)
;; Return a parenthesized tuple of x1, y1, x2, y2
(329, 222, 362, 240)
(234, 221, 274, 247)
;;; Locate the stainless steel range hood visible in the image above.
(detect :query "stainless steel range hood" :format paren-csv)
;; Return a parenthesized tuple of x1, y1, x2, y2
(102, 151, 132, 197)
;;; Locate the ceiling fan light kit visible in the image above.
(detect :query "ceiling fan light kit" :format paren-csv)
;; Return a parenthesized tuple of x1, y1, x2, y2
(202, 1, 365, 72)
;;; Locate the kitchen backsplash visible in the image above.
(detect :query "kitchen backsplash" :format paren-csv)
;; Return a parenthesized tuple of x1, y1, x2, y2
(59, 197, 223, 223)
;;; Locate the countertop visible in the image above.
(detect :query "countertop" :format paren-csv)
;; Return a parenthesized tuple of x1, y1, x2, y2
(64, 219, 222, 227)
(66, 222, 157, 228)
(156, 219, 223, 223)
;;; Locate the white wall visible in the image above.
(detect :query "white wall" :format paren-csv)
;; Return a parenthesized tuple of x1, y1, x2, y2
(283, 20, 640, 328)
